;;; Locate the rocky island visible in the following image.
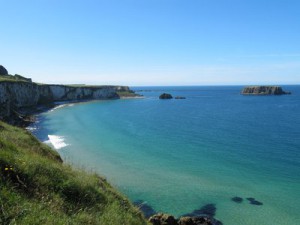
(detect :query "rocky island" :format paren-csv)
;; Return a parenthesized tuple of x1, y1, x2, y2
(241, 86, 291, 95)
(159, 93, 173, 99)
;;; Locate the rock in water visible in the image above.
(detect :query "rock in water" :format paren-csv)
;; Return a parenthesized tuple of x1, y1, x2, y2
(178, 216, 214, 225)
(159, 93, 173, 99)
(241, 86, 291, 95)
(149, 213, 177, 225)
(149, 213, 218, 225)
(0, 65, 8, 75)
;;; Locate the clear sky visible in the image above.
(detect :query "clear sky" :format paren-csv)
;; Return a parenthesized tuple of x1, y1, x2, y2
(1, 0, 300, 86)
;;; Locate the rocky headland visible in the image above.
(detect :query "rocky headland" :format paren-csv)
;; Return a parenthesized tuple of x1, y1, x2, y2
(0, 66, 139, 125)
(241, 86, 291, 95)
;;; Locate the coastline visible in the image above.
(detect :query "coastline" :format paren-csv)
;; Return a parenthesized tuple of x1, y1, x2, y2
(29, 95, 144, 121)
(30, 85, 300, 225)
(3, 84, 299, 225)
(26, 95, 223, 225)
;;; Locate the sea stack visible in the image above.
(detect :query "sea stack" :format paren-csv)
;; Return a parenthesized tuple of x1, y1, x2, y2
(159, 93, 173, 99)
(241, 86, 291, 95)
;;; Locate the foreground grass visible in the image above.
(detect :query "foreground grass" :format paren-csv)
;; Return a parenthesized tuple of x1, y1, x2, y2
(0, 121, 148, 225)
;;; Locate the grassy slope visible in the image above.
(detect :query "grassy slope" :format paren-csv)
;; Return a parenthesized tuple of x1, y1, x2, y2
(0, 75, 30, 83)
(0, 121, 148, 225)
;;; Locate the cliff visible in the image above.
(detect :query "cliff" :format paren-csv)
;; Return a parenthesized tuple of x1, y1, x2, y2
(0, 80, 132, 124)
(241, 86, 291, 95)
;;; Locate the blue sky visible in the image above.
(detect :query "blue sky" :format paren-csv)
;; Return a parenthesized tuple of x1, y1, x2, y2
(1, 0, 300, 85)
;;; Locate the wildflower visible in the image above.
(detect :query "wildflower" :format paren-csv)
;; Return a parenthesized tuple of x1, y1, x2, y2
(5, 168, 9, 171)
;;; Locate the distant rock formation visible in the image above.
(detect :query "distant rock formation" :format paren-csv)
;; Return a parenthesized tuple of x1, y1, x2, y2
(159, 93, 173, 99)
(0, 65, 8, 75)
(241, 86, 291, 95)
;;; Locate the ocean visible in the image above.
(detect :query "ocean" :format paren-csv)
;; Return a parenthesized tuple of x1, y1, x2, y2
(29, 86, 300, 225)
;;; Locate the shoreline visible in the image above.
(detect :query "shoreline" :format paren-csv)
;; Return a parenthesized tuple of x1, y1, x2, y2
(9, 95, 144, 127)
(26, 95, 223, 225)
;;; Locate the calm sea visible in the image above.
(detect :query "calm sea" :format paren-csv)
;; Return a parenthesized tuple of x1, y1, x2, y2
(29, 86, 300, 225)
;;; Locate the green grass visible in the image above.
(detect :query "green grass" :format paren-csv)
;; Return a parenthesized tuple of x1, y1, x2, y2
(0, 75, 31, 83)
(0, 121, 148, 225)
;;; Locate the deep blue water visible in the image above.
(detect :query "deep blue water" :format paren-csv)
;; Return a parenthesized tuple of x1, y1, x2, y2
(30, 86, 300, 225)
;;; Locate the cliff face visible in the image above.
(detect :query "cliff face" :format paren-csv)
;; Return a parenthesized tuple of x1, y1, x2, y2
(241, 86, 291, 95)
(0, 81, 130, 122)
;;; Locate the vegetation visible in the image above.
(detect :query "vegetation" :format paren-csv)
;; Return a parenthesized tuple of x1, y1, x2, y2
(117, 91, 141, 98)
(0, 121, 148, 225)
(0, 74, 32, 83)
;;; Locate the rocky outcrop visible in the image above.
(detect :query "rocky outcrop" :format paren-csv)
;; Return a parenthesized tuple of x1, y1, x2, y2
(149, 213, 221, 225)
(241, 86, 291, 95)
(0, 65, 8, 75)
(149, 214, 177, 225)
(0, 81, 133, 124)
(159, 93, 173, 99)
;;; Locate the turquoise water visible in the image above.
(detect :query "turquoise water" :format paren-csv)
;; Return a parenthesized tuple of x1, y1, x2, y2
(30, 86, 300, 225)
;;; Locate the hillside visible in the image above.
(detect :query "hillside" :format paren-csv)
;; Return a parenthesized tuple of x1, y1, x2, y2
(0, 121, 148, 225)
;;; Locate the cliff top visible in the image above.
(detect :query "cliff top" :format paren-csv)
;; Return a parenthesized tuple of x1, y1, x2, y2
(0, 74, 32, 83)
(0, 75, 127, 89)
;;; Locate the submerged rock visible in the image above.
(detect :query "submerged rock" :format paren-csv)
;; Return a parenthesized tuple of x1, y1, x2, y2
(241, 86, 291, 95)
(246, 197, 263, 206)
(0, 65, 8, 75)
(231, 196, 243, 203)
(159, 93, 173, 99)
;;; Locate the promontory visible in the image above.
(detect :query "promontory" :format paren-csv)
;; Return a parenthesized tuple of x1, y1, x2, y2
(0, 66, 139, 125)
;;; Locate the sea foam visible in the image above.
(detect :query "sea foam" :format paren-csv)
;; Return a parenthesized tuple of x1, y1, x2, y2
(48, 135, 69, 149)
(50, 104, 66, 112)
